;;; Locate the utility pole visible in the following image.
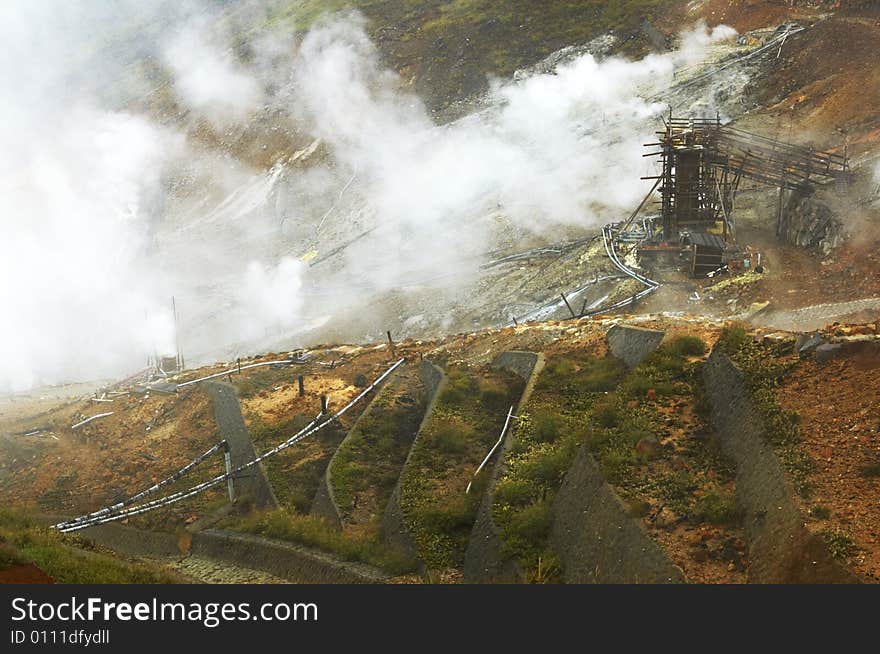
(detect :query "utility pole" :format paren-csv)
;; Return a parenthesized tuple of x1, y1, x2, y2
(172, 296, 183, 371)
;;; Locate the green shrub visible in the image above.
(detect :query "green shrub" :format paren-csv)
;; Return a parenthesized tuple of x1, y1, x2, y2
(599, 448, 632, 484)
(822, 529, 854, 560)
(516, 440, 577, 488)
(416, 496, 475, 535)
(505, 501, 553, 546)
(809, 505, 831, 519)
(571, 357, 627, 394)
(694, 489, 738, 524)
(717, 324, 750, 354)
(440, 368, 478, 406)
(620, 373, 674, 397)
(494, 478, 537, 508)
(593, 398, 620, 428)
(531, 410, 563, 443)
(542, 357, 575, 378)
(432, 420, 472, 455)
(667, 335, 707, 357)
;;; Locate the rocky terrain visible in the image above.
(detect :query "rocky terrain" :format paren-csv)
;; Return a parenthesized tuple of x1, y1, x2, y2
(2, 0, 879, 583)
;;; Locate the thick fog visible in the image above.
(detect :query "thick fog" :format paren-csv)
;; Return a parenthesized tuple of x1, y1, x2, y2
(0, 1, 737, 391)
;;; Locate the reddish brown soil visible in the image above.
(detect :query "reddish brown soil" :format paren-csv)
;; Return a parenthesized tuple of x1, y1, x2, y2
(671, 0, 817, 34)
(632, 359, 749, 584)
(719, 221, 880, 311)
(778, 348, 880, 582)
(0, 563, 54, 584)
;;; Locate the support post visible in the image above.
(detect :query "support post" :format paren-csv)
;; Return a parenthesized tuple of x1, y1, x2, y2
(320, 395, 328, 415)
(223, 443, 234, 503)
(386, 330, 396, 356)
(298, 375, 305, 397)
(561, 293, 576, 319)
(776, 181, 786, 239)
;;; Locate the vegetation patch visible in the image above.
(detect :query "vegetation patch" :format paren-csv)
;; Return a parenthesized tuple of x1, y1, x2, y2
(399, 365, 525, 569)
(249, 413, 348, 513)
(0, 510, 178, 583)
(495, 338, 746, 581)
(492, 352, 626, 581)
(586, 339, 737, 513)
(257, 1, 669, 114)
(331, 373, 427, 523)
(822, 528, 855, 560)
(232, 508, 417, 575)
(717, 324, 811, 496)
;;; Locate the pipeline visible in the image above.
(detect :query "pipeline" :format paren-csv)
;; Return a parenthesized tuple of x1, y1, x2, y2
(57, 358, 405, 532)
(177, 357, 307, 389)
(53, 440, 230, 531)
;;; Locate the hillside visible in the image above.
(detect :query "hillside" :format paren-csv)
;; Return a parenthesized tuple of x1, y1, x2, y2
(2, 0, 879, 584)
(2, 315, 878, 583)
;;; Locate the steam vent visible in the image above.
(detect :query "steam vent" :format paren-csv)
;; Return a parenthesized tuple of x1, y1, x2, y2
(2, 1, 880, 604)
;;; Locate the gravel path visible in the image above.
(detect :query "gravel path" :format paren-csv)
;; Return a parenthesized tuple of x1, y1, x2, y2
(753, 297, 880, 331)
(166, 556, 290, 584)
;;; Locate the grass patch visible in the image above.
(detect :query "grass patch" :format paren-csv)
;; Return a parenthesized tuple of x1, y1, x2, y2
(250, 414, 348, 513)
(233, 509, 417, 575)
(822, 528, 854, 560)
(495, 341, 742, 578)
(718, 324, 810, 495)
(693, 488, 738, 525)
(667, 335, 707, 357)
(493, 353, 626, 579)
(0, 510, 178, 583)
(399, 365, 524, 569)
(330, 377, 426, 521)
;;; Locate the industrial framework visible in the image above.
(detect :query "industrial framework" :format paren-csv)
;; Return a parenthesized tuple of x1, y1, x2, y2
(632, 115, 850, 277)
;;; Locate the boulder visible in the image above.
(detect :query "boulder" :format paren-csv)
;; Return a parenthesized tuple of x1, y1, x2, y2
(814, 343, 844, 364)
(797, 334, 824, 357)
(606, 324, 665, 368)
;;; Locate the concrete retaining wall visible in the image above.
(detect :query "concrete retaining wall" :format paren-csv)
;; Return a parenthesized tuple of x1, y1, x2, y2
(76, 521, 387, 583)
(606, 324, 665, 368)
(702, 350, 858, 583)
(78, 522, 183, 558)
(464, 351, 544, 582)
(207, 382, 278, 509)
(191, 530, 388, 584)
(310, 471, 344, 530)
(310, 365, 409, 529)
(381, 361, 446, 561)
(550, 446, 685, 584)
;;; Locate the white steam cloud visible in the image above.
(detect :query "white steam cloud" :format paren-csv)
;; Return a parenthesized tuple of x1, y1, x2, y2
(0, 1, 738, 393)
(163, 19, 265, 126)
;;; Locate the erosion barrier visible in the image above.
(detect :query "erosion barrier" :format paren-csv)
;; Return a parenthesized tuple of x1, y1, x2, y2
(310, 364, 410, 529)
(75, 522, 386, 583)
(207, 382, 278, 510)
(702, 349, 858, 583)
(464, 351, 543, 582)
(380, 361, 446, 561)
(606, 324, 665, 368)
(190, 530, 388, 584)
(549, 446, 684, 584)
